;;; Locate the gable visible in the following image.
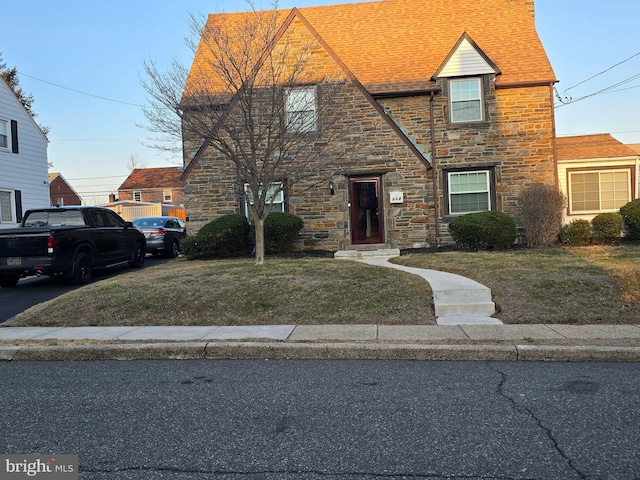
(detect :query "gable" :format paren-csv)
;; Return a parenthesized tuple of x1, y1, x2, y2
(433, 34, 500, 79)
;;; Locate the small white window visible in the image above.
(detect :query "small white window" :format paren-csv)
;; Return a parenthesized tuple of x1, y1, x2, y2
(133, 191, 142, 202)
(0, 120, 8, 148)
(163, 190, 172, 203)
(450, 78, 483, 123)
(0, 190, 16, 223)
(448, 171, 491, 214)
(284, 86, 317, 133)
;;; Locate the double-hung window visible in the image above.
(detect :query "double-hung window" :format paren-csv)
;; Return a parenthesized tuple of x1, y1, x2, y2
(244, 182, 285, 221)
(163, 189, 172, 203)
(450, 78, 483, 123)
(568, 169, 631, 213)
(133, 190, 142, 202)
(447, 170, 491, 214)
(284, 86, 317, 133)
(0, 120, 8, 148)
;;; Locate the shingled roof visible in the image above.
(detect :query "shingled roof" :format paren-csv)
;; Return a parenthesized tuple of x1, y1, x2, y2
(186, 0, 555, 96)
(556, 134, 640, 161)
(118, 167, 184, 191)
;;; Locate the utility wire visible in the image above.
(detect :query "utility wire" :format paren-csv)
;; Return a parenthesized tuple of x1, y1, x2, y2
(563, 52, 640, 92)
(19, 72, 147, 107)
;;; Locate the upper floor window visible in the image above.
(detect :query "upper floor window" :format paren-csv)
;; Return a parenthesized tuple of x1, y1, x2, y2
(163, 190, 172, 203)
(447, 170, 491, 214)
(450, 78, 483, 123)
(568, 169, 631, 213)
(284, 86, 317, 133)
(133, 191, 142, 202)
(0, 120, 8, 148)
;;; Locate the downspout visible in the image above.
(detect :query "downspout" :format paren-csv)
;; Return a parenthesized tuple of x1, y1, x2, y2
(549, 83, 559, 187)
(429, 91, 441, 249)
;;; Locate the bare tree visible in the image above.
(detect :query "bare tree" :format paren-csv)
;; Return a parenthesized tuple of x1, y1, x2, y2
(141, 1, 352, 264)
(126, 152, 147, 173)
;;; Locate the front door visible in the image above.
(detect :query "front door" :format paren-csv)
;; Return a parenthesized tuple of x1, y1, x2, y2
(349, 177, 383, 244)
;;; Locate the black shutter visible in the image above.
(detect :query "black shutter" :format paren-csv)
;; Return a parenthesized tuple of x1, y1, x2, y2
(10, 120, 18, 154)
(15, 190, 22, 223)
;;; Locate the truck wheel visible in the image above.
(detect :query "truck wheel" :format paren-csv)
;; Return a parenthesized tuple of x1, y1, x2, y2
(129, 242, 145, 268)
(0, 275, 20, 288)
(70, 252, 92, 285)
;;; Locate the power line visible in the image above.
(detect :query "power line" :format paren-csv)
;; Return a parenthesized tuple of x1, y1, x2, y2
(563, 52, 640, 92)
(19, 72, 148, 108)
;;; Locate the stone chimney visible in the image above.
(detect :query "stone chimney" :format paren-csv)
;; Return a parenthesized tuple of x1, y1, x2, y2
(109, 193, 117, 203)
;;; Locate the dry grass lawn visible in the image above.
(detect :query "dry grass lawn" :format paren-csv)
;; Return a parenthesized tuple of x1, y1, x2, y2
(3, 244, 639, 327)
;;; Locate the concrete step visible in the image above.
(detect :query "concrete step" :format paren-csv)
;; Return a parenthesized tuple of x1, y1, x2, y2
(334, 248, 400, 259)
(432, 287, 492, 304)
(435, 301, 496, 317)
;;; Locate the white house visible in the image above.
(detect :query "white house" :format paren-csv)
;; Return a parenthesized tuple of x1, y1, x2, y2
(0, 77, 49, 228)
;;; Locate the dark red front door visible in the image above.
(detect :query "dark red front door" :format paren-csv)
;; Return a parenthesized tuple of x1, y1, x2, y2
(349, 177, 383, 244)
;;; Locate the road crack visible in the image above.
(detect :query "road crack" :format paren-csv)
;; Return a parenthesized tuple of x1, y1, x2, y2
(495, 369, 587, 480)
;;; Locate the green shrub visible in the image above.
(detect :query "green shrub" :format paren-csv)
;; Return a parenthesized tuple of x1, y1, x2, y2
(591, 212, 623, 245)
(619, 198, 640, 239)
(263, 212, 304, 254)
(184, 214, 250, 259)
(518, 184, 565, 246)
(448, 211, 516, 251)
(559, 219, 591, 246)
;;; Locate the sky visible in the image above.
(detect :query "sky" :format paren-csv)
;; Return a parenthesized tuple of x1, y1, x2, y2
(2, 0, 639, 205)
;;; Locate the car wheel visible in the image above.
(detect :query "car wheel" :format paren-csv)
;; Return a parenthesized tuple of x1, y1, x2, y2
(129, 242, 146, 268)
(70, 252, 92, 285)
(168, 240, 180, 258)
(0, 275, 20, 288)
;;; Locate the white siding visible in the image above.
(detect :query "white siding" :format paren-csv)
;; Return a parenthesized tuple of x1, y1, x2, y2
(0, 79, 49, 228)
(437, 38, 496, 78)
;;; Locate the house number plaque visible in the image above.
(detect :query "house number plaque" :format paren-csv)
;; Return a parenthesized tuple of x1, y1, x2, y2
(390, 191, 404, 204)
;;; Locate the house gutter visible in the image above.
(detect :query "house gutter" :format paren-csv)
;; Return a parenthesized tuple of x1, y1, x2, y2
(429, 91, 441, 249)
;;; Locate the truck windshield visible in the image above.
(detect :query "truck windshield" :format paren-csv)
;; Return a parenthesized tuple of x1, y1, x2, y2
(23, 210, 86, 227)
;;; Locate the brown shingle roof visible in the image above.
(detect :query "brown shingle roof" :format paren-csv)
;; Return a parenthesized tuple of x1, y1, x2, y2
(118, 167, 184, 191)
(186, 0, 555, 96)
(556, 134, 640, 161)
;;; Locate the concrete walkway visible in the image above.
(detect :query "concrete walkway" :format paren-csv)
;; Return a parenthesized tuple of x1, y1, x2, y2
(0, 324, 639, 362)
(356, 256, 501, 325)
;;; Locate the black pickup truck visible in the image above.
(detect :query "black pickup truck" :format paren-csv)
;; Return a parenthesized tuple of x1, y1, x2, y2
(0, 206, 146, 287)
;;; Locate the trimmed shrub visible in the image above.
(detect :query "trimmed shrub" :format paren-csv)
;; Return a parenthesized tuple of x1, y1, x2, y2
(263, 212, 304, 254)
(448, 211, 517, 251)
(591, 212, 623, 245)
(518, 184, 565, 247)
(619, 198, 640, 239)
(182, 214, 250, 259)
(559, 219, 591, 246)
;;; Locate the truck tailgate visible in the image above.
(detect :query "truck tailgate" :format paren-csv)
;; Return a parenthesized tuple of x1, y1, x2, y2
(0, 229, 50, 258)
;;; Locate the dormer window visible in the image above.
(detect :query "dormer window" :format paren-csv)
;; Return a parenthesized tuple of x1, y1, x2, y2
(450, 78, 483, 123)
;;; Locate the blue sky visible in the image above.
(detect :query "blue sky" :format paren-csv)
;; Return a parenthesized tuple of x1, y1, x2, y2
(2, 0, 639, 204)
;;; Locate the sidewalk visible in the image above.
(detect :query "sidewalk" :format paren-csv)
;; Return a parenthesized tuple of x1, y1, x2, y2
(1, 324, 639, 362)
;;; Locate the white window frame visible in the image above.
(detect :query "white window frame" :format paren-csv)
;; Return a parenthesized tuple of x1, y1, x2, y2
(447, 170, 491, 215)
(133, 190, 142, 202)
(284, 86, 317, 133)
(244, 182, 285, 221)
(0, 189, 16, 224)
(450, 78, 483, 123)
(0, 119, 8, 149)
(568, 168, 631, 214)
(163, 189, 172, 203)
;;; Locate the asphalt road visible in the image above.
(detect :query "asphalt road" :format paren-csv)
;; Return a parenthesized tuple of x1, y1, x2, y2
(0, 255, 171, 323)
(0, 360, 638, 479)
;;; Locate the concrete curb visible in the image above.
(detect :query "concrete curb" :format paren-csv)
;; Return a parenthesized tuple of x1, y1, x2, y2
(2, 342, 639, 362)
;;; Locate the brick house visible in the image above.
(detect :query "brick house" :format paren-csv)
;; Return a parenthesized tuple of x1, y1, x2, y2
(48, 172, 82, 206)
(557, 134, 640, 223)
(181, 0, 558, 250)
(117, 167, 185, 206)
